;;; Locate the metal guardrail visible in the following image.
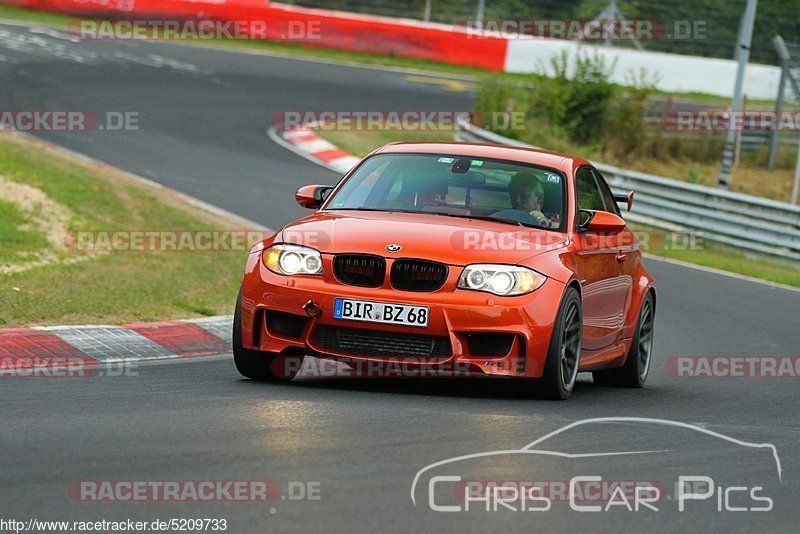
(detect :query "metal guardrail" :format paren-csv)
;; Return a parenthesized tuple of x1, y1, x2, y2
(648, 114, 800, 149)
(456, 122, 800, 262)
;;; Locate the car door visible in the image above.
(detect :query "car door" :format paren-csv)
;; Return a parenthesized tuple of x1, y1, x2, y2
(592, 168, 638, 329)
(573, 167, 630, 351)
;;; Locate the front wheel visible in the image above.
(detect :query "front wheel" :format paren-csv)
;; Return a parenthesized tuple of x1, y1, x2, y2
(593, 292, 655, 388)
(233, 288, 304, 381)
(530, 287, 582, 400)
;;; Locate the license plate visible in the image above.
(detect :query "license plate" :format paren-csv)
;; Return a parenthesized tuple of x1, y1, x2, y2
(333, 298, 429, 328)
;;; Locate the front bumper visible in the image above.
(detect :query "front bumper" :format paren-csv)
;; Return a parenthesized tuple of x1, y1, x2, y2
(240, 253, 565, 378)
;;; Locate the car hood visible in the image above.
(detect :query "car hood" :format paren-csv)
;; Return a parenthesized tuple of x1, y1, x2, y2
(278, 210, 568, 267)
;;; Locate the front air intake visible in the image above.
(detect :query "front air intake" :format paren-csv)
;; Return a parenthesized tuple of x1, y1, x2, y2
(391, 259, 448, 292)
(333, 254, 386, 287)
(314, 325, 452, 360)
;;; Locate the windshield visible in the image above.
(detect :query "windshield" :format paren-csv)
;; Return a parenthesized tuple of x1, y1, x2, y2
(324, 153, 567, 231)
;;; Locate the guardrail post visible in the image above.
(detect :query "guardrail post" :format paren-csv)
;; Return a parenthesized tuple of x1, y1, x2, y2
(793, 139, 800, 205)
(769, 36, 791, 170)
(719, 0, 758, 189)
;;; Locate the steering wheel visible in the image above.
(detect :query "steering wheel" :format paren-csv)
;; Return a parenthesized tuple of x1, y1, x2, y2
(490, 209, 548, 228)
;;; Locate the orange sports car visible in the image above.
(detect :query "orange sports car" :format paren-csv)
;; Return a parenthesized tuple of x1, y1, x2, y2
(234, 142, 656, 399)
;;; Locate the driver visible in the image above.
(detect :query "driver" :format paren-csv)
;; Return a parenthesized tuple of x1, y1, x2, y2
(509, 172, 551, 227)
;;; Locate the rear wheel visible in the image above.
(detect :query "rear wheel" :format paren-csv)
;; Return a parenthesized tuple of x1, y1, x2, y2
(532, 287, 582, 400)
(593, 292, 654, 388)
(233, 288, 304, 381)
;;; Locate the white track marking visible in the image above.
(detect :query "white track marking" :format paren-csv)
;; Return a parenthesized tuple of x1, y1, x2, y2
(267, 125, 345, 174)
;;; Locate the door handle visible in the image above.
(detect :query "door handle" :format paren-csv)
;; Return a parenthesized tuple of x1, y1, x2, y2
(615, 251, 627, 263)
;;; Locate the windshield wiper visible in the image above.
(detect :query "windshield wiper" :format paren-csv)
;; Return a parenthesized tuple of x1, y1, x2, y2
(331, 208, 429, 213)
(465, 214, 547, 229)
(331, 207, 388, 212)
(414, 211, 549, 229)
(330, 208, 548, 229)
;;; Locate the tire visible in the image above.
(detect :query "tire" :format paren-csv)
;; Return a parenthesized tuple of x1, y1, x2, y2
(233, 287, 304, 381)
(530, 287, 583, 400)
(593, 292, 655, 388)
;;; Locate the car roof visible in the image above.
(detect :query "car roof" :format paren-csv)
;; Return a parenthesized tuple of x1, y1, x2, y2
(372, 141, 590, 173)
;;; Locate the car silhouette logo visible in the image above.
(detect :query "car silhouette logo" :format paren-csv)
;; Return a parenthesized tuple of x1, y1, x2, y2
(386, 244, 402, 252)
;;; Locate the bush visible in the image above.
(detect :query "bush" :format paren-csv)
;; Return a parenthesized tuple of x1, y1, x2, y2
(550, 51, 616, 145)
(602, 69, 655, 161)
(476, 51, 623, 148)
(474, 78, 522, 139)
(473, 51, 792, 170)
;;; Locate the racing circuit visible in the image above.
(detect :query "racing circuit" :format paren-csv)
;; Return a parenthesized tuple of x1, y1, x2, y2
(1, 21, 799, 532)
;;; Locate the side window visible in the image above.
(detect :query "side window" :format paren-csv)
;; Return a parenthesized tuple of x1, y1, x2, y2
(575, 167, 605, 212)
(592, 169, 620, 215)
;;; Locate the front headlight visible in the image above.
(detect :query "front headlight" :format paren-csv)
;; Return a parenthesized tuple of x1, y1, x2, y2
(262, 244, 323, 276)
(458, 264, 545, 296)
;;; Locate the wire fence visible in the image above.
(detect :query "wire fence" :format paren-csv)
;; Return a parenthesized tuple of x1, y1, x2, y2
(283, 0, 800, 65)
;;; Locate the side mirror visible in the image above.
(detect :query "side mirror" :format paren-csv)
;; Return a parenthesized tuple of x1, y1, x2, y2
(295, 185, 333, 209)
(585, 210, 626, 234)
(613, 191, 634, 212)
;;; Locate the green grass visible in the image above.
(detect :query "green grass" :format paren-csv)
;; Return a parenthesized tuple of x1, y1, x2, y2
(630, 224, 800, 287)
(661, 248, 800, 287)
(0, 4, 73, 26)
(0, 134, 249, 327)
(0, 198, 50, 264)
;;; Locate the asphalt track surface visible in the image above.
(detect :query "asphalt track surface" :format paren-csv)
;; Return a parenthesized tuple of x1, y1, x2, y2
(1, 22, 799, 533)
